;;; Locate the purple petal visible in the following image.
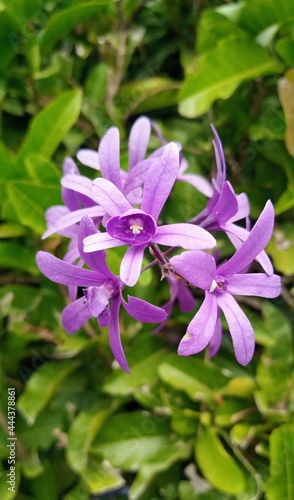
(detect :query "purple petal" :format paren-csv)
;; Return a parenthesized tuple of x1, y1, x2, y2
(212, 181, 238, 226)
(218, 201, 275, 277)
(61, 175, 96, 201)
(42, 206, 104, 239)
(109, 295, 130, 373)
(83, 232, 125, 253)
(98, 127, 122, 190)
(92, 178, 132, 217)
(62, 297, 92, 333)
(128, 116, 151, 170)
(230, 193, 250, 222)
(226, 273, 281, 298)
(177, 281, 196, 312)
(45, 206, 79, 239)
(98, 307, 110, 327)
(209, 315, 223, 358)
(225, 223, 274, 275)
(78, 217, 113, 278)
(141, 142, 180, 221)
(122, 295, 167, 323)
(123, 158, 154, 196)
(152, 223, 216, 250)
(170, 251, 216, 290)
(120, 245, 145, 286)
(177, 174, 213, 198)
(36, 251, 104, 287)
(84, 286, 110, 317)
(211, 125, 226, 190)
(76, 149, 100, 169)
(63, 157, 79, 176)
(217, 293, 255, 365)
(178, 292, 218, 355)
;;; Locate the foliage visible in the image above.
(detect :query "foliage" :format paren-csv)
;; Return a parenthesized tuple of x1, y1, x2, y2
(0, 0, 293, 499)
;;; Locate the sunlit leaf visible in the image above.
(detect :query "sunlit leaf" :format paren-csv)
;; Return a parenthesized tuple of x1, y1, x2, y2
(266, 425, 294, 499)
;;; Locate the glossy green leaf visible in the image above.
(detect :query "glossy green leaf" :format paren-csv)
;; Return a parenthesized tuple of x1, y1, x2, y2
(17, 360, 80, 424)
(178, 36, 280, 118)
(266, 425, 294, 499)
(17, 89, 82, 163)
(195, 427, 245, 494)
(78, 456, 125, 495)
(0, 242, 38, 274)
(39, 1, 117, 53)
(7, 181, 62, 234)
(158, 355, 229, 404)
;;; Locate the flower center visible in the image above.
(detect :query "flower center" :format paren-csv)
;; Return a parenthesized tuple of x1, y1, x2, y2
(209, 276, 226, 294)
(130, 224, 144, 234)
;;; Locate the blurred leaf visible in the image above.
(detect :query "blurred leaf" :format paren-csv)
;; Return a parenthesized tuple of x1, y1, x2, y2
(17, 89, 82, 163)
(178, 36, 280, 118)
(275, 188, 294, 215)
(0, 223, 26, 238)
(39, 0, 117, 53)
(267, 223, 294, 274)
(7, 181, 62, 234)
(17, 359, 80, 424)
(266, 425, 294, 499)
(20, 452, 44, 479)
(195, 427, 246, 494)
(25, 155, 61, 183)
(278, 70, 294, 157)
(0, 11, 19, 70)
(77, 456, 125, 495)
(276, 38, 294, 66)
(239, 0, 294, 34)
(0, 467, 20, 499)
(30, 460, 58, 500)
(158, 355, 229, 405)
(0, 242, 38, 274)
(196, 10, 246, 54)
(256, 302, 293, 407)
(84, 62, 108, 104)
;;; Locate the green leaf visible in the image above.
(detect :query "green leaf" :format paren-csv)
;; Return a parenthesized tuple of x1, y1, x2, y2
(278, 70, 294, 157)
(17, 360, 80, 424)
(196, 10, 246, 54)
(30, 460, 58, 500)
(25, 155, 61, 184)
(195, 427, 245, 494)
(39, 1, 117, 53)
(267, 223, 294, 275)
(7, 181, 62, 234)
(77, 456, 125, 495)
(239, 0, 294, 34)
(266, 425, 294, 499)
(275, 189, 294, 215)
(0, 242, 38, 274)
(276, 38, 294, 66)
(158, 355, 229, 405)
(0, 467, 20, 499)
(178, 36, 280, 118)
(17, 89, 82, 163)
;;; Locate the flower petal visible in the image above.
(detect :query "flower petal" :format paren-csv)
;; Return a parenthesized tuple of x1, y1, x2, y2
(211, 124, 226, 190)
(120, 245, 145, 286)
(178, 174, 213, 198)
(123, 158, 154, 196)
(61, 175, 96, 200)
(212, 181, 238, 226)
(61, 297, 92, 333)
(98, 127, 122, 189)
(92, 178, 132, 217)
(83, 232, 125, 253)
(141, 142, 179, 221)
(217, 293, 255, 366)
(178, 292, 218, 355)
(152, 223, 216, 250)
(78, 217, 113, 278)
(76, 149, 100, 169)
(122, 295, 167, 323)
(42, 206, 104, 239)
(218, 200, 275, 277)
(85, 286, 110, 317)
(170, 250, 216, 290)
(128, 116, 151, 170)
(209, 314, 223, 358)
(36, 251, 104, 286)
(177, 281, 196, 312)
(226, 273, 281, 298)
(109, 295, 130, 373)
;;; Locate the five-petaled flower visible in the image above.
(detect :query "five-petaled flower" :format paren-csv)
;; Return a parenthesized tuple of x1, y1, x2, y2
(170, 201, 281, 365)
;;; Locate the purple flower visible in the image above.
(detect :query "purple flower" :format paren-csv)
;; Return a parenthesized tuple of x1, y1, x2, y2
(83, 143, 216, 286)
(170, 201, 281, 365)
(36, 217, 167, 373)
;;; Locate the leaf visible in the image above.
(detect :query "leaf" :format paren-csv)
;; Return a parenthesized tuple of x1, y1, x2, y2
(0, 468, 20, 499)
(276, 38, 294, 66)
(77, 456, 125, 495)
(266, 425, 294, 499)
(178, 36, 280, 118)
(39, 0, 118, 53)
(267, 223, 294, 275)
(91, 411, 171, 470)
(25, 155, 61, 183)
(7, 181, 62, 234)
(278, 70, 294, 157)
(158, 355, 229, 405)
(0, 242, 38, 274)
(17, 360, 80, 424)
(195, 427, 245, 494)
(238, 0, 294, 34)
(196, 10, 246, 55)
(17, 89, 82, 163)
(275, 188, 294, 215)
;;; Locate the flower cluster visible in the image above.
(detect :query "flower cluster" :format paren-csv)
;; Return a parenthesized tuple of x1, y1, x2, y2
(37, 116, 281, 372)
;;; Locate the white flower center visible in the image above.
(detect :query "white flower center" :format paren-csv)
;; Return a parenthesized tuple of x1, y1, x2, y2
(209, 279, 218, 293)
(130, 224, 144, 234)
